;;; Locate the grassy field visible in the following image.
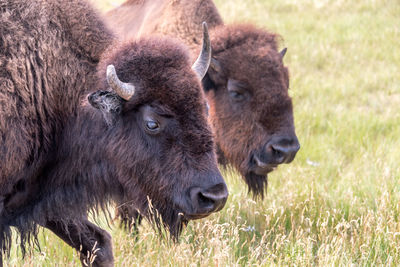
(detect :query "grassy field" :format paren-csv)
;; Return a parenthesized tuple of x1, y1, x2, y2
(5, 0, 400, 266)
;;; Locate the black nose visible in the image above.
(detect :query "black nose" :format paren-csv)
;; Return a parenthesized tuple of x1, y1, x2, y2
(190, 183, 228, 216)
(267, 136, 300, 164)
(251, 136, 300, 175)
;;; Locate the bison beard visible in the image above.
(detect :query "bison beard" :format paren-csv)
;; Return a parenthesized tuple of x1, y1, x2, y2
(147, 205, 188, 240)
(244, 173, 268, 199)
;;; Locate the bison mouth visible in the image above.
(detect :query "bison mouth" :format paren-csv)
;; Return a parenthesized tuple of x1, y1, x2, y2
(250, 164, 278, 176)
(151, 205, 220, 239)
(183, 213, 209, 220)
(183, 211, 219, 220)
(146, 182, 228, 239)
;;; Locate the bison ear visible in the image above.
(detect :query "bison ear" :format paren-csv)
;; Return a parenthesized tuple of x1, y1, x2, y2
(88, 90, 122, 113)
(88, 91, 123, 126)
(201, 58, 222, 92)
(280, 47, 287, 59)
(209, 58, 222, 73)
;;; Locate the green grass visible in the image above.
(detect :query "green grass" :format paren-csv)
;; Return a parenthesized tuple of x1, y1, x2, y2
(5, 0, 400, 266)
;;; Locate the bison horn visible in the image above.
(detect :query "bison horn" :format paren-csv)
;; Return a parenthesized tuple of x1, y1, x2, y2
(106, 65, 136, 101)
(280, 47, 287, 59)
(192, 22, 212, 80)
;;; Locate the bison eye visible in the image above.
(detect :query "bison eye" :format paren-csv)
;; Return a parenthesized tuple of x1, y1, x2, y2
(145, 120, 160, 132)
(227, 79, 247, 101)
(229, 90, 244, 100)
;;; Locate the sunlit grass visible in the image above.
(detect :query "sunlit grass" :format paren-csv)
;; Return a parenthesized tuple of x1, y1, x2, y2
(5, 0, 400, 266)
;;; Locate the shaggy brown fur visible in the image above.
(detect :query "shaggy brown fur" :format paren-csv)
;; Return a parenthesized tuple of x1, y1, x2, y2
(0, 0, 226, 266)
(106, 0, 299, 198)
(107, 0, 222, 52)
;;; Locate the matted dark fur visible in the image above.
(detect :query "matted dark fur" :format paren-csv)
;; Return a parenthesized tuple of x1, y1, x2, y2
(0, 0, 227, 266)
(106, 0, 300, 198)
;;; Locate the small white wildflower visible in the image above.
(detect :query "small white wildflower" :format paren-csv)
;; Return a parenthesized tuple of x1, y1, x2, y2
(241, 226, 256, 232)
(306, 158, 320, 167)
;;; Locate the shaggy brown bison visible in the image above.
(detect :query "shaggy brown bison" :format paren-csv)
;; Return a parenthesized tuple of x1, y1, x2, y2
(106, 0, 300, 198)
(0, 0, 227, 266)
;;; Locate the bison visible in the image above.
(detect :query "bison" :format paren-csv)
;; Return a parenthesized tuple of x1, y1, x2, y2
(0, 0, 228, 266)
(106, 0, 301, 198)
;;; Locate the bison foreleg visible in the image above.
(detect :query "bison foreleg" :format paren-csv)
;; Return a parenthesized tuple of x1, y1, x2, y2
(44, 219, 114, 267)
(116, 206, 142, 236)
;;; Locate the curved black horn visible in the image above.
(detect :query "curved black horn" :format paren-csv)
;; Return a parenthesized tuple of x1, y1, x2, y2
(280, 47, 287, 59)
(192, 22, 212, 80)
(106, 65, 135, 101)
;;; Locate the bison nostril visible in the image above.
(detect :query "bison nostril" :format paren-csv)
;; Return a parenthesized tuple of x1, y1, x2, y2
(271, 143, 288, 155)
(271, 146, 283, 156)
(251, 137, 300, 174)
(198, 191, 215, 208)
(269, 138, 300, 163)
(271, 144, 293, 155)
(190, 183, 228, 214)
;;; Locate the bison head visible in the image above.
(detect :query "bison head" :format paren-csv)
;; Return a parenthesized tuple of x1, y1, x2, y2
(202, 24, 300, 198)
(87, 26, 228, 237)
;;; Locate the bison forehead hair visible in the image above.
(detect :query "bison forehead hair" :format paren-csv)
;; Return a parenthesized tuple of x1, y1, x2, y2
(99, 38, 204, 115)
(211, 24, 288, 85)
(211, 24, 279, 54)
(210, 24, 292, 123)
